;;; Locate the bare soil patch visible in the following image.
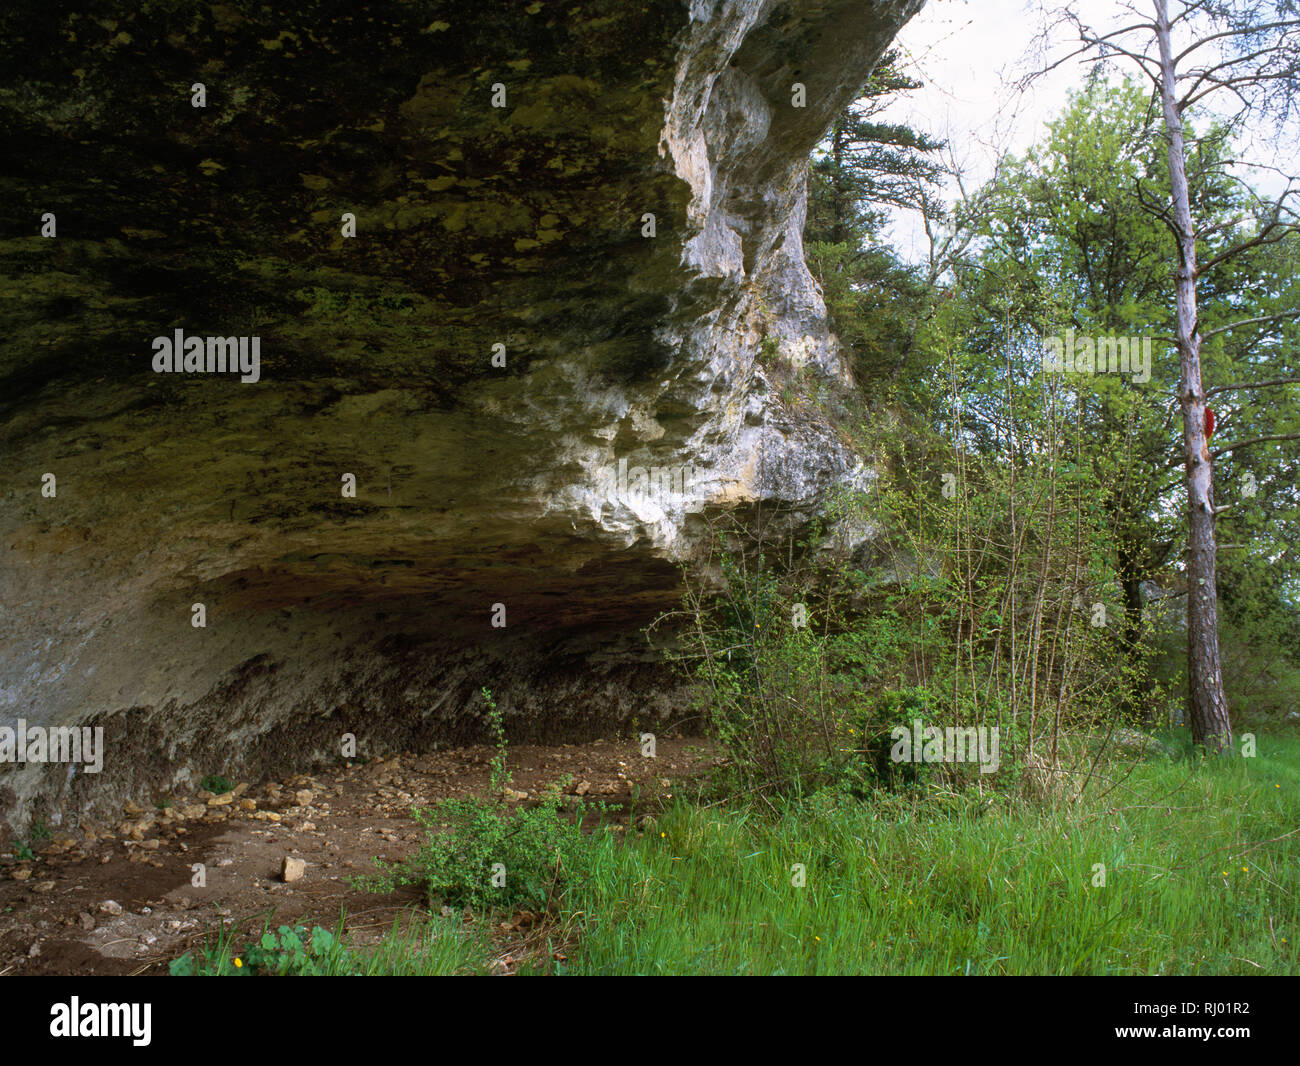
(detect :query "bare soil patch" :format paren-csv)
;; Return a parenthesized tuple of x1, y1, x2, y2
(0, 735, 712, 975)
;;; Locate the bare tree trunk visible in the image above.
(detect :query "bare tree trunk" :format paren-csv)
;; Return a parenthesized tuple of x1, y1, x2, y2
(1155, 0, 1232, 752)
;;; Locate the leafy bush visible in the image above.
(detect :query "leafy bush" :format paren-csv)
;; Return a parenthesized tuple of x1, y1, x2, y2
(358, 793, 602, 911)
(356, 686, 605, 912)
(662, 404, 1148, 801)
(663, 533, 851, 797)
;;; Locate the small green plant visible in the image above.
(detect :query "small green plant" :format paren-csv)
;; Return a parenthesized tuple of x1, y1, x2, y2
(29, 820, 51, 842)
(358, 695, 604, 912)
(171, 922, 348, 976)
(481, 686, 510, 791)
(170, 914, 488, 976)
(538, 773, 573, 806)
(199, 774, 235, 795)
(11, 842, 34, 861)
(358, 792, 604, 912)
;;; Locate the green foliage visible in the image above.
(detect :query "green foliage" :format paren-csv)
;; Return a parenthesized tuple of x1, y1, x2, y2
(10, 824, 49, 862)
(806, 49, 945, 247)
(481, 686, 510, 792)
(359, 793, 603, 912)
(1201, 542, 1300, 725)
(803, 50, 946, 391)
(170, 915, 488, 976)
(849, 685, 942, 786)
(357, 691, 606, 912)
(666, 529, 853, 797)
(171, 923, 347, 977)
(944, 74, 1300, 731)
(667, 388, 1152, 799)
(294, 286, 416, 321)
(199, 774, 235, 795)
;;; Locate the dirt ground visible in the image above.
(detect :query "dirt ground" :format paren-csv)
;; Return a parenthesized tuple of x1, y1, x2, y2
(0, 734, 712, 976)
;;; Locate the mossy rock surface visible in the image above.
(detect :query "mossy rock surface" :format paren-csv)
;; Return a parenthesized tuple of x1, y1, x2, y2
(0, 0, 921, 828)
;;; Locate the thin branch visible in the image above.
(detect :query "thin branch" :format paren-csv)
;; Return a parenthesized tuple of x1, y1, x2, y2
(1206, 374, 1300, 396)
(1210, 432, 1300, 460)
(1201, 310, 1300, 340)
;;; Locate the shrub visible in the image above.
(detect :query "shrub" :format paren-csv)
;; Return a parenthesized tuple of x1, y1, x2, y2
(356, 687, 605, 912)
(358, 793, 602, 912)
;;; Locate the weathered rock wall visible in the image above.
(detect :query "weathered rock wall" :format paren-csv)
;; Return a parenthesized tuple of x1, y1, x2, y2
(0, 0, 923, 830)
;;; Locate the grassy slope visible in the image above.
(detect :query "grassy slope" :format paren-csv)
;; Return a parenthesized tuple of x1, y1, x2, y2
(549, 734, 1299, 975)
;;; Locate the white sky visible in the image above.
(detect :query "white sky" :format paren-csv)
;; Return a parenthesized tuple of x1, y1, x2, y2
(877, 0, 1300, 261)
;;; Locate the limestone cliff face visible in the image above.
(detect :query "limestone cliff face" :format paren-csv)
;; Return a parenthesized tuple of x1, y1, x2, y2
(0, 0, 922, 828)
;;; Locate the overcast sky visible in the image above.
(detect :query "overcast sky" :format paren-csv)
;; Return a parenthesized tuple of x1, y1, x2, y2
(875, 0, 1299, 261)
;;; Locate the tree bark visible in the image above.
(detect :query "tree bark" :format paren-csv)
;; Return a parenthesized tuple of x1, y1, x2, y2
(1154, 0, 1232, 752)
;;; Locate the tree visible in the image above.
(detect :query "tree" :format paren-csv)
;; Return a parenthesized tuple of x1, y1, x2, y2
(940, 73, 1300, 738)
(805, 51, 947, 388)
(1033, 0, 1300, 751)
(807, 51, 946, 245)
(955, 78, 1185, 708)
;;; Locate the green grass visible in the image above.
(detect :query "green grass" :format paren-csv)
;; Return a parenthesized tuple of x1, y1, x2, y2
(544, 733, 1300, 975)
(175, 731, 1298, 975)
(338, 918, 490, 976)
